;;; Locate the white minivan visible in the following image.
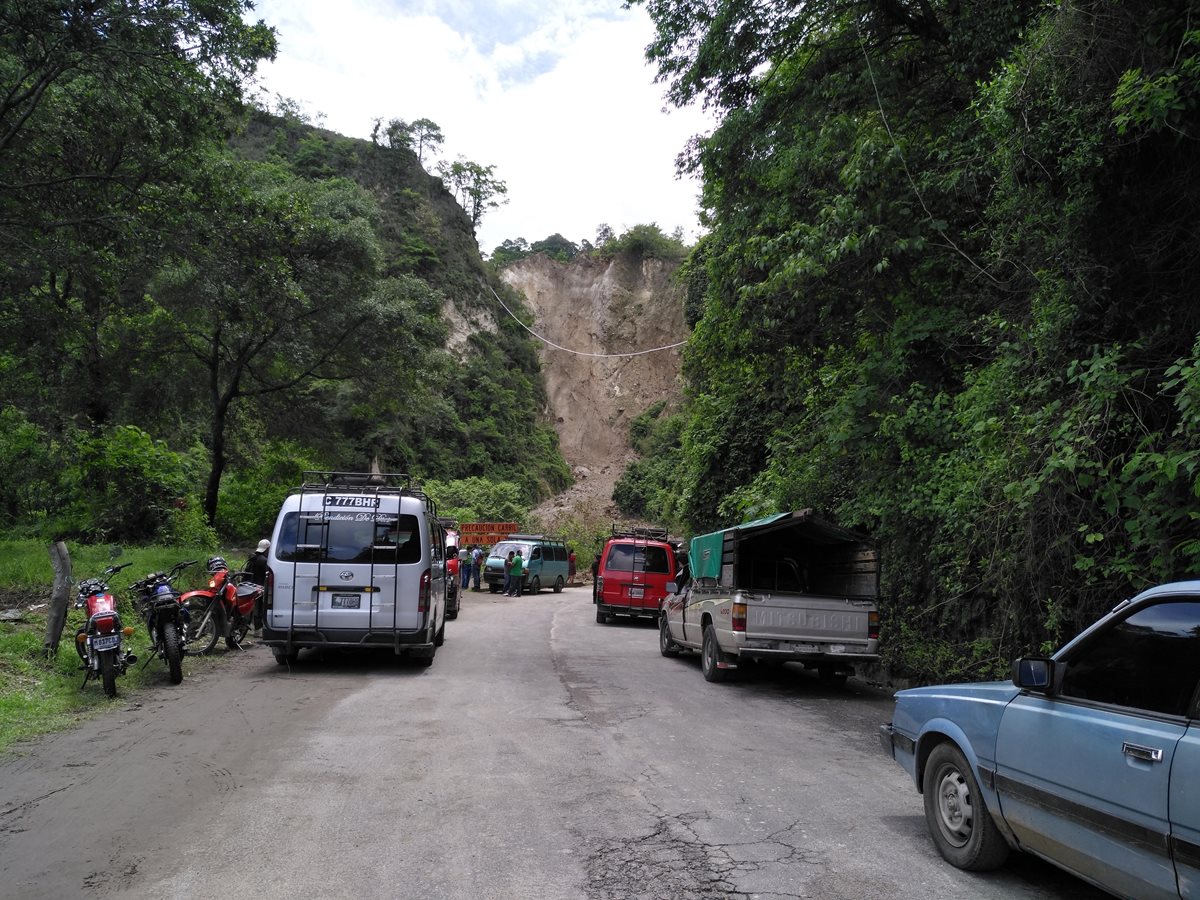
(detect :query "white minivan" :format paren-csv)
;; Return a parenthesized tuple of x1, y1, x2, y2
(262, 472, 447, 667)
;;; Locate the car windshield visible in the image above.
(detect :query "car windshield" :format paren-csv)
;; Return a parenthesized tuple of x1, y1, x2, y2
(276, 511, 422, 564)
(605, 544, 670, 574)
(490, 541, 531, 559)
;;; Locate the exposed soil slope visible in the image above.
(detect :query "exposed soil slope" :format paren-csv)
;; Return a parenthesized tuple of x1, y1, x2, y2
(500, 253, 687, 530)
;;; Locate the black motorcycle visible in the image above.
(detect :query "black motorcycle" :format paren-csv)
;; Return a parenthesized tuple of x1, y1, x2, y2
(129, 560, 197, 685)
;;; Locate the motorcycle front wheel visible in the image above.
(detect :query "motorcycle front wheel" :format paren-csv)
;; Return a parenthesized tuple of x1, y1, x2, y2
(162, 621, 183, 684)
(186, 601, 219, 655)
(99, 651, 117, 698)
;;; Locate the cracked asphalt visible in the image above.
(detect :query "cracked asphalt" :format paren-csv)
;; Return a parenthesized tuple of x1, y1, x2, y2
(0, 588, 1105, 899)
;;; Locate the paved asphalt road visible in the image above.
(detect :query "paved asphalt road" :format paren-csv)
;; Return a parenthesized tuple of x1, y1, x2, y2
(0, 587, 1106, 899)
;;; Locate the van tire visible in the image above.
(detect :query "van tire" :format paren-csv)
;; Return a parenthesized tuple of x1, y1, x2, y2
(274, 649, 299, 666)
(553, 576, 564, 593)
(413, 649, 435, 668)
(489, 585, 501, 594)
(701, 625, 729, 683)
(528, 576, 541, 594)
(435, 622, 445, 646)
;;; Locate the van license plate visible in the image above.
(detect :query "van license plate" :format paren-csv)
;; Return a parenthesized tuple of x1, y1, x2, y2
(627, 586, 644, 599)
(331, 593, 360, 609)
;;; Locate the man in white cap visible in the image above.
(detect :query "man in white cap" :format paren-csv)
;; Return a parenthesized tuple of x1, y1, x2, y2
(246, 539, 270, 636)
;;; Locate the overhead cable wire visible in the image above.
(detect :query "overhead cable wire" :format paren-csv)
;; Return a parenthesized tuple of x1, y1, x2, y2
(488, 283, 689, 358)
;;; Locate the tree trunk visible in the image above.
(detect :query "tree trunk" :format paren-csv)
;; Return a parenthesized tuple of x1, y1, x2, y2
(44, 541, 72, 658)
(203, 396, 231, 526)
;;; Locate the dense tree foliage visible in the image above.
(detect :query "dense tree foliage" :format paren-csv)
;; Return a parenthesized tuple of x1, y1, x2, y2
(624, 0, 1200, 678)
(0, 3, 568, 543)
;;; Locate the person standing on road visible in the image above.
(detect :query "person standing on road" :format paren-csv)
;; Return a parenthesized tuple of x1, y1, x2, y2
(510, 549, 525, 597)
(502, 550, 514, 595)
(471, 545, 483, 590)
(460, 546, 472, 593)
(245, 538, 270, 636)
(567, 548, 577, 586)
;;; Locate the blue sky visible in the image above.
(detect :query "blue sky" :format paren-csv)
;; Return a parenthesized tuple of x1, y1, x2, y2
(245, 0, 711, 254)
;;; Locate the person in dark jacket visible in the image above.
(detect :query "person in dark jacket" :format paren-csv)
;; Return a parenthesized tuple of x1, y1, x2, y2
(245, 539, 270, 635)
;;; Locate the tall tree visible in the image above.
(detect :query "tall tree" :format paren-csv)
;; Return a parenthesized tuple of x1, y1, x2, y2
(151, 161, 388, 524)
(436, 157, 508, 230)
(408, 117, 444, 165)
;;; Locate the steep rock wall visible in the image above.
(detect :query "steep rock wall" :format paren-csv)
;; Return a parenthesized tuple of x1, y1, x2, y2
(501, 253, 687, 520)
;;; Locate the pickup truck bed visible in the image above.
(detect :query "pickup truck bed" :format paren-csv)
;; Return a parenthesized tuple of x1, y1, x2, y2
(660, 510, 880, 686)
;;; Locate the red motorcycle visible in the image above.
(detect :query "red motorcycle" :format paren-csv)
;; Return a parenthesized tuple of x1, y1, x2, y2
(73, 562, 135, 697)
(180, 556, 263, 653)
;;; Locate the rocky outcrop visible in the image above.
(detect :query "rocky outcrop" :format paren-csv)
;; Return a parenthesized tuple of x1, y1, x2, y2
(501, 253, 688, 525)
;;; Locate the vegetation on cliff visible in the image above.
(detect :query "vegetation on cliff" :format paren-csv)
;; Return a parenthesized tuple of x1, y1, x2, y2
(0, 2, 568, 544)
(619, 0, 1200, 679)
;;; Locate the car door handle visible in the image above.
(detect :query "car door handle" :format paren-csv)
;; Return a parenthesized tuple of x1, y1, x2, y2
(1122, 742, 1164, 763)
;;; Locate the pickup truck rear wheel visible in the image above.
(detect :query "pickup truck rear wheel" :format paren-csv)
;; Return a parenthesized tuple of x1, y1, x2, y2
(595, 607, 608, 624)
(659, 616, 680, 657)
(701, 624, 729, 683)
(922, 742, 1010, 871)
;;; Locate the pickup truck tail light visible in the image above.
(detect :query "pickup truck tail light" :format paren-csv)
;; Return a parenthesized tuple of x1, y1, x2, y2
(732, 602, 746, 632)
(868, 610, 879, 641)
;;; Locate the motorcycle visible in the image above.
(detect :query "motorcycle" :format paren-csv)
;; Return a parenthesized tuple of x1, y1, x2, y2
(180, 556, 264, 654)
(128, 560, 197, 685)
(73, 562, 135, 697)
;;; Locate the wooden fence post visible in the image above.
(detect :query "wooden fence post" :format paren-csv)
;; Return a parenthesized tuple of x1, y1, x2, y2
(44, 541, 72, 659)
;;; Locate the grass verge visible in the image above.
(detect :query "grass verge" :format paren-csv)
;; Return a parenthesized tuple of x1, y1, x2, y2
(0, 539, 251, 754)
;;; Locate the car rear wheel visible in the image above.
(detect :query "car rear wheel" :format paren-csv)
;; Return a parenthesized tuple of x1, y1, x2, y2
(528, 576, 540, 594)
(701, 624, 729, 683)
(922, 742, 1010, 871)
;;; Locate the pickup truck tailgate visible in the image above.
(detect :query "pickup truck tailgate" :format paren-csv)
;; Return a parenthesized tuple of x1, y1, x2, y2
(745, 592, 874, 643)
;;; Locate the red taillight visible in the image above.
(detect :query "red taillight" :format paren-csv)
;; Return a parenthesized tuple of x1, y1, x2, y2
(868, 611, 879, 641)
(419, 569, 431, 612)
(732, 602, 746, 632)
(94, 615, 117, 634)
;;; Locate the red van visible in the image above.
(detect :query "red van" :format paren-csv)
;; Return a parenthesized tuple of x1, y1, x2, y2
(594, 527, 683, 624)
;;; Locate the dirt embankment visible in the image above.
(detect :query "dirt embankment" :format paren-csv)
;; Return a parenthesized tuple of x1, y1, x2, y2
(500, 253, 687, 531)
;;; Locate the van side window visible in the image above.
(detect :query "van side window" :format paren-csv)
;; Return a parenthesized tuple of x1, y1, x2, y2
(531, 546, 542, 560)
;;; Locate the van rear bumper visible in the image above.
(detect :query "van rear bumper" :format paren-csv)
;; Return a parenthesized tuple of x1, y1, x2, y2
(262, 624, 433, 655)
(596, 601, 659, 619)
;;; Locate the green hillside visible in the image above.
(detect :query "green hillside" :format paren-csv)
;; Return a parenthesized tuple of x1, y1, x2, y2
(0, 4, 568, 545)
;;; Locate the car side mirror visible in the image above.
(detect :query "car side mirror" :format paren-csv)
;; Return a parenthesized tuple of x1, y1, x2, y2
(1012, 657, 1054, 692)
(666, 581, 677, 594)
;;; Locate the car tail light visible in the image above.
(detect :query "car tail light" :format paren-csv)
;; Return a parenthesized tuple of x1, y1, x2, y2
(419, 569, 431, 612)
(94, 615, 117, 634)
(868, 611, 879, 640)
(732, 602, 746, 632)
(265, 566, 274, 610)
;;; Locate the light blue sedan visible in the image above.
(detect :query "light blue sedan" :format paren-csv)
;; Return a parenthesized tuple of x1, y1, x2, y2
(880, 580, 1200, 898)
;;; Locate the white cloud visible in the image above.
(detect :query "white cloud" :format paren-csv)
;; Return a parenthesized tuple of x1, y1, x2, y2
(247, 0, 710, 253)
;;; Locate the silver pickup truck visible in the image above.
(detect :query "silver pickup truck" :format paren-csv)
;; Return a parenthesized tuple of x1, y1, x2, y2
(659, 510, 880, 687)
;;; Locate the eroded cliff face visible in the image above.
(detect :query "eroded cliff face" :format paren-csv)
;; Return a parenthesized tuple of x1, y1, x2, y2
(500, 253, 687, 523)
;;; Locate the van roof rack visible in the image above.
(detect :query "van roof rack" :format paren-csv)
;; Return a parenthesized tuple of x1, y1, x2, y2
(507, 533, 564, 542)
(611, 525, 670, 542)
(295, 470, 436, 517)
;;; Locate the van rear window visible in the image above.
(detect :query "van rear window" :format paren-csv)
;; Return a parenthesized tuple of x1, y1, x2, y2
(605, 544, 670, 574)
(276, 512, 422, 564)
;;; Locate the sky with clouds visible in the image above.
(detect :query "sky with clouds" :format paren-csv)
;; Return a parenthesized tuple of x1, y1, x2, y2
(245, 0, 711, 255)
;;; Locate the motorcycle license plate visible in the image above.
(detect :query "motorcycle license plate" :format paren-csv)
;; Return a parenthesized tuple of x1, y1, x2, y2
(92, 634, 121, 650)
(331, 593, 360, 609)
(627, 586, 644, 599)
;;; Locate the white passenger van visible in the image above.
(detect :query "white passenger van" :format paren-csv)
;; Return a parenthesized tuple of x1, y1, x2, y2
(262, 472, 447, 667)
